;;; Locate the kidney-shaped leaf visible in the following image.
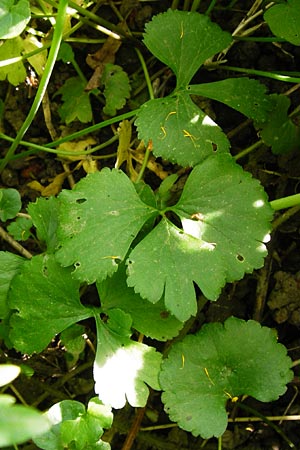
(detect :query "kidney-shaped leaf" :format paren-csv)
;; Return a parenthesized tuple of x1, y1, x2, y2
(127, 154, 273, 321)
(8, 254, 92, 354)
(94, 309, 161, 409)
(56, 169, 157, 283)
(143, 9, 232, 88)
(159, 316, 293, 439)
(136, 92, 230, 167)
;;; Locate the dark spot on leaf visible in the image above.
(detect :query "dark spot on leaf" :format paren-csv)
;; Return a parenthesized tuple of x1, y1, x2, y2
(76, 216, 81, 220)
(160, 311, 170, 319)
(236, 254, 244, 262)
(74, 261, 81, 268)
(186, 415, 192, 421)
(76, 198, 87, 204)
(211, 142, 217, 152)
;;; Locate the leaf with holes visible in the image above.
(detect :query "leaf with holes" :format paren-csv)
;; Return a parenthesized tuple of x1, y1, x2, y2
(135, 92, 229, 167)
(97, 263, 183, 341)
(136, 9, 273, 167)
(8, 254, 92, 354)
(55, 169, 158, 283)
(159, 316, 293, 438)
(127, 154, 273, 321)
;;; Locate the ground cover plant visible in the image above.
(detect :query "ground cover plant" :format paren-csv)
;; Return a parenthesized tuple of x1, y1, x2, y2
(0, 1, 300, 449)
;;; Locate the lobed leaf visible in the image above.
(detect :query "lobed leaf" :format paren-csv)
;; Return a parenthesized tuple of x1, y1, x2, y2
(93, 309, 162, 408)
(28, 197, 59, 253)
(0, 37, 26, 85)
(188, 78, 273, 122)
(97, 263, 183, 341)
(56, 169, 158, 283)
(101, 63, 131, 116)
(0, 252, 24, 318)
(143, 9, 232, 88)
(159, 317, 293, 438)
(8, 254, 92, 354)
(127, 154, 273, 321)
(136, 92, 230, 167)
(56, 77, 93, 124)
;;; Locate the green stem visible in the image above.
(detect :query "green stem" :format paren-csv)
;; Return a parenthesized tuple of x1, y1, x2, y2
(0, 0, 68, 172)
(234, 140, 262, 160)
(270, 194, 300, 211)
(191, 0, 202, 11)
(220, 65, 300, 83)
(135, 48, 155, 100)
(205, 0, 217, 15)
(46, 109, 139, 148)
(236, 402, 296, 448)
(135, 142, 152, 183)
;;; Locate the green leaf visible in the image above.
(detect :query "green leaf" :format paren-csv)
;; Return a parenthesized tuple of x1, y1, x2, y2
(94, 310, 162, 408)
(136, 92, 230, 167)
(255, 94, 300, 154)
(127, 154, 273, 321)
(0, 251, 24, 318)
(97, 263, 183, 341)
(264, 0, 300, 45)
(57, 42, 75, 64)
(0, 37, 26, 85)
(57, 77, 93, 124)
(28, 197, 59, 252)
(0, 0, 31, 39)
(56, 169, 157, 283)
(188, 78, 273, 122)
(60, 324, 86, 368)
(7, 216, 32, 240)
(0, 188, 21, 221)
(101, 63, 131, 116)
(159, 316, 293, 439)
(33, 398, 112, 450)
(0, 396, 50, 447)
(8, 254, 92, 353)
(0, 364, 20, 387)
(143, 9, 232, 88)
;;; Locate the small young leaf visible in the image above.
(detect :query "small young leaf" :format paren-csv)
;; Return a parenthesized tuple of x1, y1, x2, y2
(136, 92, 230, 167)
(127, 154, 273, 321)
(143, 9, 232, 88)
(28, 197, 59, 252)
(7, 216, 32, 241)
(101, 63, 131, 116)
(94, 310, 162, 408)
(0, 37, 26, 86)
(0, 397, 50, 447)
(56, 169, 158, 283)
(159, 317, 293, 439)
(97, 264, 183, 341)
(188, 78, 273, 122)
(8, 254, 92, 354)
(33, 398, 112, 450)
(264, 0, 300, 45)
(0, 0, 31, 39)
(255, 94, 300, 154)
(56, 77, 93, 124)
(0, 188, 21, 221)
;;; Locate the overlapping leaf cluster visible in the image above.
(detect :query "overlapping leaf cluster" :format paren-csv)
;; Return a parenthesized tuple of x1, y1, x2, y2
(0, 8, 294, 441)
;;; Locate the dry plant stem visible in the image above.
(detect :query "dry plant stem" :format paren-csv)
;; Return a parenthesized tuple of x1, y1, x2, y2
(42, 91, 58, 140)
(0, 226, 32, 259)
(272, 206, 300, 231)
(121, 407, 146, 450)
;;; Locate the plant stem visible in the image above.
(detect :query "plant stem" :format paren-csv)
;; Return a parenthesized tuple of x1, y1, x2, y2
(135, 48, 155, 100)
(0, 0, 68, 172)
(205, 0, 217, 15)
(220, 65, 300, 83)
(191, 0, 202, 11)
(270, 194, 300, 211)
(236, 402, 296, 448)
